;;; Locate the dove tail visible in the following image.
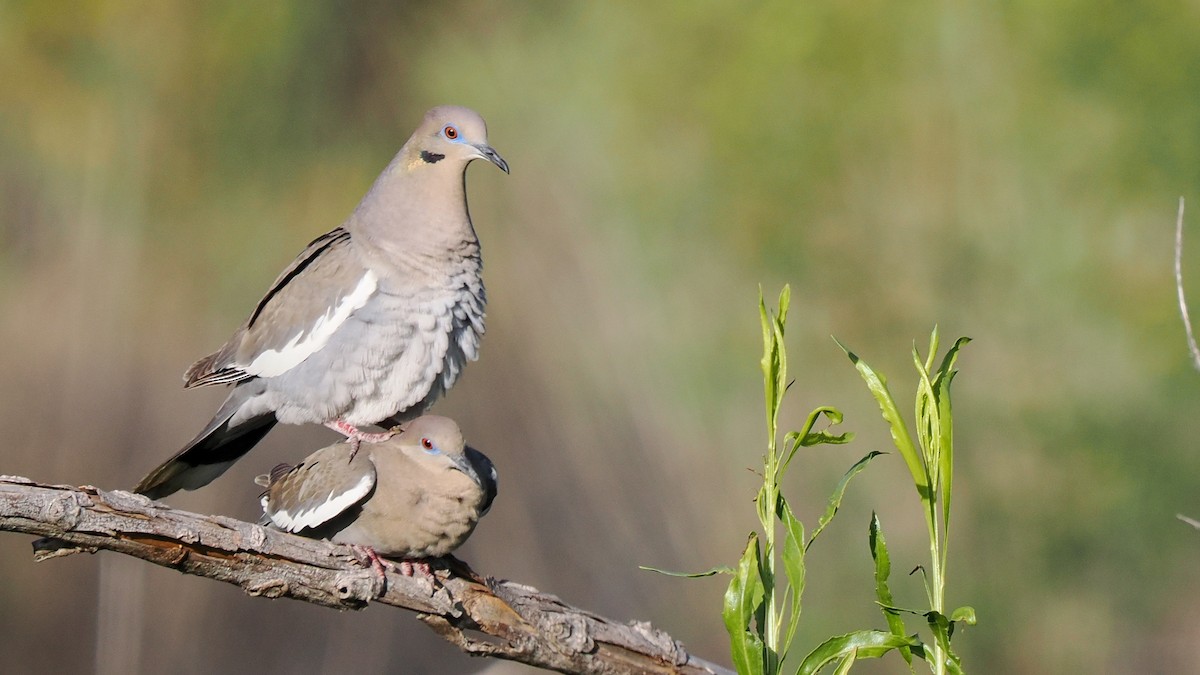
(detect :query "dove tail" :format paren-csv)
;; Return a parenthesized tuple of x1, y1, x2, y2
(134, 385, 277, 499)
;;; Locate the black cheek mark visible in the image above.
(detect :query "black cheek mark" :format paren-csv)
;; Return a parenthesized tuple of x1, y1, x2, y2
(420, 150, 445, 164)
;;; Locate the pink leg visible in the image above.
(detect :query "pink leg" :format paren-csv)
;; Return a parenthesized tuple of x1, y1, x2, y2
(325, 420, 398, 459)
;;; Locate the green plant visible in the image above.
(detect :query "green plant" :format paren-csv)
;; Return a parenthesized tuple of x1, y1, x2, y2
(725, 285, 899, 675)
(835, 328, 976, 674)
(645, 287, 975, 674)
(646, 286, 893, 673)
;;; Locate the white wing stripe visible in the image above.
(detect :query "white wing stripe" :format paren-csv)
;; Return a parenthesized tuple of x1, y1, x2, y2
(245, 271, 378, 378)
(269, 473, 374, 532)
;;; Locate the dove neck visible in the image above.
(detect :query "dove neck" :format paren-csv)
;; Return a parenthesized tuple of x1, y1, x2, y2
(348, 153, 477, 263)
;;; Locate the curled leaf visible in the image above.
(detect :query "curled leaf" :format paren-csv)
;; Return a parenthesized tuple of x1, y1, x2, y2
(723, 534, 765, 675)
(807, 451, 884, 551)
(950, 606, 977, 626)
(797, 631, 921, 675)
(639, 564, 733, 578)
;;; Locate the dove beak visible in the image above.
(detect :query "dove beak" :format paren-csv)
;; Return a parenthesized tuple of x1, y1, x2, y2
(449, 453, 483, 487)
(474, 144, 509, 174)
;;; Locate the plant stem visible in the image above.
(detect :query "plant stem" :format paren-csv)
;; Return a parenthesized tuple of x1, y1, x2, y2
(759, 287, 785, 673)
(764, 456, 779, 670)
(927, 498, 945, 675)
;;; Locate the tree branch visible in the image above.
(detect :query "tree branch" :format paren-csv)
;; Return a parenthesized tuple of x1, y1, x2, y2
(0, 475, 731, 675)
(1174, 197, 1200, 371)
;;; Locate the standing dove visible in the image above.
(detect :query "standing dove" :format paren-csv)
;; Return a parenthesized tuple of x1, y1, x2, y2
(257, 414, 497, 570)
(135, 106, 508, 500)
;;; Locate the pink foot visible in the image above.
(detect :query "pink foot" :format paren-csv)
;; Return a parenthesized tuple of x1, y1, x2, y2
(397, 559, 434, 578)
(325, 420, 398, 459)
(350, 545, 391, 589)
(347, 548, 435, 592)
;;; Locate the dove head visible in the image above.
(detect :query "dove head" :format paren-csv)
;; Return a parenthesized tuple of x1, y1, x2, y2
(394, 414, 483, 485)
(348, 105, 504, 252)
(406, 106, 509, 174)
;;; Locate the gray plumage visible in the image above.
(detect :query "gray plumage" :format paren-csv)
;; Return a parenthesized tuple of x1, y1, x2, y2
(135, 106, 508, 500)
(257, 415, 497, 559)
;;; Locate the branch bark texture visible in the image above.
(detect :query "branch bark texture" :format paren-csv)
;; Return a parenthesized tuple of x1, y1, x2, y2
(0, 475, 730, 675)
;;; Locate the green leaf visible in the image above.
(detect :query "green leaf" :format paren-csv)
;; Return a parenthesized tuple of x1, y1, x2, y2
(933, 337, 969, 552)
(780, 432, 802, 483)
(776, 284, 791, 335)
(759, 286, 791, 449)
(832, 651, 858, 675)
(724, 534, 765, 675)
(917, 645, 965, 675)
(759, 289, 778, 449)
(934, 368, 953, 537)
(950, 606, 977, 626)
(780, 406, 851, 481)
(779, 497, 806, 659)
(771, 292, 789, 423)
(834, 337, 929, 501)
(731, 632, 766, 675)
(807, 451, 885, 551)
(923, 610, 965, 674)
(796, 631, 921, 675)
(933, 336, 971, 387)
(758, 287, 772, 378)
(869, 514, 911, 666)
(801, 429, 855, 446)
(869, 515, 894, 606)
(924, 325, 940, 374)
(724, 534, 765, 630)
(756, 484, 773, 539)
(912, 343, 939, 490)
(638, 564, 733, 578)
(875, 602, 937, 618)
(797, 406, 844, 443)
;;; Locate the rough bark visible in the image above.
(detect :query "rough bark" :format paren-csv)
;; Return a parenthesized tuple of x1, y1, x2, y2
(0, 475, 731, 675)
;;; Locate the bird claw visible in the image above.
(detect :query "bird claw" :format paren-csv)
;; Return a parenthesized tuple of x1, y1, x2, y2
(348, 545, 390, 594)
(346, 548, 437, 596)
(325, 420, 399, 461)
(397, 559, 433, 578)
(351, 429, 401, 444)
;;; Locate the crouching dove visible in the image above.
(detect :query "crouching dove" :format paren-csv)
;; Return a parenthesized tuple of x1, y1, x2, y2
(135, 106, 507, 500)
(256, 415, 497, 574)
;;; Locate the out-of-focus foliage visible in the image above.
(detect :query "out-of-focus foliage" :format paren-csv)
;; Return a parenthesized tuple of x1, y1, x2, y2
(2, 2, 1199, 673)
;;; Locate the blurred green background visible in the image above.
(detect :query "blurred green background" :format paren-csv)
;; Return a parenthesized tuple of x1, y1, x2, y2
(2, 1, 1199, 673)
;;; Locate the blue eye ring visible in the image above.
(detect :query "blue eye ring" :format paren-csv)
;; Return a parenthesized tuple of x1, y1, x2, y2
(421, 437, 438, 453)
(443, 125, 458, 140)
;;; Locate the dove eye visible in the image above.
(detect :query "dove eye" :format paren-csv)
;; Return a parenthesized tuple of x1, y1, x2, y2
(421, 437, 437, 453)
(443, 125, 458, 140)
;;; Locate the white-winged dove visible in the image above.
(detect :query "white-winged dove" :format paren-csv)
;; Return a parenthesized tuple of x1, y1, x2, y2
(256, 414, 497, 569)
(135, 106, 507, 499)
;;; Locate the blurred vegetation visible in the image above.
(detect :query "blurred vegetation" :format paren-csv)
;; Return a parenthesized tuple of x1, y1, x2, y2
(2, 1, 1200, 673)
